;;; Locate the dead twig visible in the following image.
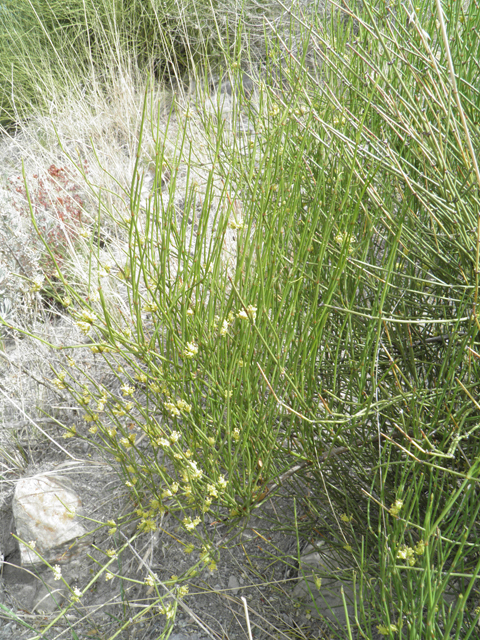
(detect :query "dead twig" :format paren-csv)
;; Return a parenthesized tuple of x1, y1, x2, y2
(0, 349, 69, 403)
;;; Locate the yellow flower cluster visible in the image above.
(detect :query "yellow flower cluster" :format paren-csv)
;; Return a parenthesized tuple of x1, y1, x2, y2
(144, 573, 158, 587)
(183, 516, 201, 531)
(207, 484, 218, 499)
(80, 309, 96, 324)
(215, 311, 235, 336)
(149, 381, 167, 394)
(389, 499, 404, 518)
(396, 540, 425, 567)
(160, 602, 176, 619)
(120, 434, 136, 449)
(164, 398, 192, 417)
(237, 305, 257, 322)
(162, 482, 179, 499)
(154, 430, 181, 449)
(414, 540, 425, 556)
(219, 319, 229, 336)
(53, 371, 67, 389)
(112, 404, 126, 416)
(79, 389, 91, 405)
(138, 518, 156, 532)
(184, 342, 198, 358)
(30, 275, 44, 292)
(143, 301, 158, 313)
(90, 343, 110, 354)
(121, 384, 135, 396)
(228, 218, 244, 230)
(164, 401, 180, 417)
(183, 460, 203, 481)
(76, 321, 91, 334)
(176, 399, 192, 413)
(177, 585, 189, 598)
(97, 392, 108, 412)
(269, 104, 280, 117)
(377, 623, 398, 635)
(334, 232, 356, 253)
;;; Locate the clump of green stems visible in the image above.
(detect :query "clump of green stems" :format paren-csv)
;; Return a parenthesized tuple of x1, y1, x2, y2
(2, 0, 480, 638)
(0, 0, 283, 126)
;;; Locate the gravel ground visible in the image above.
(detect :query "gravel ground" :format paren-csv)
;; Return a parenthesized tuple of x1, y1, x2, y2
(0, 446, 339, 640)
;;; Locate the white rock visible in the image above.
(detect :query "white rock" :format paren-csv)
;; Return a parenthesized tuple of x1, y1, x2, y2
(12, 474, 87, 566)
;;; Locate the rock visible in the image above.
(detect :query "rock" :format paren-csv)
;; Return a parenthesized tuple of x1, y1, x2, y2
(1, 547, 35, 584)
(293, 543, 358, 625)
(32, 579, 68, 614)
(0, 502, 16, 561)
(7, 584, 36, 611)
(228, 575, 240, 595)
(12, 474, 87, 566)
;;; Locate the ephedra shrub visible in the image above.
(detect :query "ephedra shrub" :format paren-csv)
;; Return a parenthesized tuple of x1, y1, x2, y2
(8, 0, 480, 638)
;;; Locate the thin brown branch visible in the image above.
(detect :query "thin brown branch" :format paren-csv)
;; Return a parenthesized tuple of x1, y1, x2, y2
(0, 349, 69, 403)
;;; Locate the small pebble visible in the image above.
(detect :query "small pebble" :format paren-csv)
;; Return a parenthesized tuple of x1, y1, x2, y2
(228, 575, 240, 594)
